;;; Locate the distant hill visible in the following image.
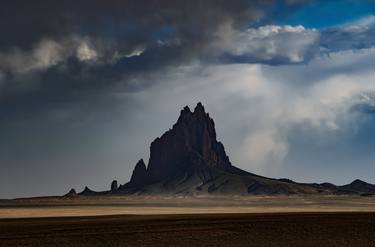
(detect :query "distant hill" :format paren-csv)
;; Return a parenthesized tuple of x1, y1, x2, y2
(339, 179, 375, 195)
(72, 103, 375, 196)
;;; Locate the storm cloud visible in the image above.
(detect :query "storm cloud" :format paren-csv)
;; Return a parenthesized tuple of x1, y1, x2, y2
(3, 0, 375, 198)
(0, 1, 316, 95)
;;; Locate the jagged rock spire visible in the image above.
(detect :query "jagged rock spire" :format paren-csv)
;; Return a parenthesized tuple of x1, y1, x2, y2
(64, 188, 77, 197)
(145, 102, 232, 183)
(129, 159, 147, 186)
(111, 180, 118, 191)
(79, 186, 97, 196)
(194, 102, 205, 114)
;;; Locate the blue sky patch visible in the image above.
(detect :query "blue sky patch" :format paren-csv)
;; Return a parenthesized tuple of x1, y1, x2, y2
(279, 0, 375, 28)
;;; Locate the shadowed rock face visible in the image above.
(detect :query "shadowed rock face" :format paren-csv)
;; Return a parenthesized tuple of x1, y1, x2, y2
(119, 103, 337, 195)
(128, 159, 147, 187)
(110, 180, 118, 191)
(145, 102, 232, 183)
(339, 179, 375, 195)
(79, 186, 98, 196)
(64, 188, 77, 197)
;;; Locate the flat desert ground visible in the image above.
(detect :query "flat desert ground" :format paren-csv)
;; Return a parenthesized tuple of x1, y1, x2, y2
(1, 196, 375, 246)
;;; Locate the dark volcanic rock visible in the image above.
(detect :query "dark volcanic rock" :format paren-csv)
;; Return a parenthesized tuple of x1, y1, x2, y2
(79, 186, 98, 196)
(77, 102, 374, 196)
(118, 102, 336, 195)
(340, 179, 375, 195)
(128, 159, 147, 187)
(146, 102, 232, 183)
(64, 188, 77, 197)
(110, 180, 118, 191)
(117, 103, 342, 195)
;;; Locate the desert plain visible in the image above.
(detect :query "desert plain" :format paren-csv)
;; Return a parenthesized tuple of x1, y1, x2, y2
(1, 195, 375, 218)
(1, 195, 375, 246)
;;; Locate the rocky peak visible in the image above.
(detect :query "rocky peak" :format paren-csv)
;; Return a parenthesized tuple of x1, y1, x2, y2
(176, 102, 208, 123)
(145, 102, 232, 183)
(64, 188, 77, 197)
(194, 102, 205, 115)
(79, 186, 96, 196)
(129, 159, 147, 186)
(340, 179, 375, 194)
(179, 106, 192, 119)
(351, 179, 366, 185)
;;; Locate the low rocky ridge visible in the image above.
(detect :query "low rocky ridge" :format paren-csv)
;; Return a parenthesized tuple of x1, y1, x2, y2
(339, 179, 375, 195)
(67, 103, 375, 196)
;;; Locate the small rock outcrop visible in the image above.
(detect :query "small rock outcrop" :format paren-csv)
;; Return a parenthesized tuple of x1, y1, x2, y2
(110, 180, 118, 191)
(128, 159, 147, 187)
(79, 186, 97, 196)
(64, 188, 77, 197)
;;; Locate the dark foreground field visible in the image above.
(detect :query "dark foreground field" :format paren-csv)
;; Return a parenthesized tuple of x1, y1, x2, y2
(1, 212, 375, 247)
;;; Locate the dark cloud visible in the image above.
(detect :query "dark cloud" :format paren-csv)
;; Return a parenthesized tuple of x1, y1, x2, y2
(0, 0, 265, 69)
(0, 0, 317, 125)
(1, 0, 375, 102)
(0, 0, 261, 48)
(0, 1, 311, 90)
(0, 0, 278, 108)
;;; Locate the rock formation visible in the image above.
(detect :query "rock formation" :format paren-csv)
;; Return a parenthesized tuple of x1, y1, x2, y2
(64, 188, 77, 197)
(339, 179, 375, 195)
(127, 159, 148, 187)
(69, 103, 375, 196)
(78, 186, 98, 196)
(117, 103, 336, 195)
(110, 180, 118, 191)
(145, 102, 232, 183)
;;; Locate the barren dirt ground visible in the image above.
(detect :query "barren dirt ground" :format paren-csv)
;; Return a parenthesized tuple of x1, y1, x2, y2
(1, 212, 375, 247)
(1, 196, 375, 246)
(1, 195, 375, 218)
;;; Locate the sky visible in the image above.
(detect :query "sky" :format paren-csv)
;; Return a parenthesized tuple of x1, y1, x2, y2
(2, 0, 375, 198)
